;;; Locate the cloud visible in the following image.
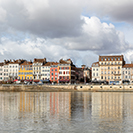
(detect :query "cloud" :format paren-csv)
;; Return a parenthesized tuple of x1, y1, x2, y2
(0, 0, 132, 66)
(85, 0, 133, 24)
(0, 37, 81, 65)
(51, 16, 129, 54)
(0, 0, 84, 38)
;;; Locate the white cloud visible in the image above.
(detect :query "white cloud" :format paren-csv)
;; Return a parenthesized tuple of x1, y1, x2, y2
(51, 16, 128, 54)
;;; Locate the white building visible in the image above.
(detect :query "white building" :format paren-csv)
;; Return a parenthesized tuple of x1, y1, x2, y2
(33, 58, 46, 80)
(3, 60, 9, 81)
(92, 62, 100, 81)
(8, 60, 24, 80)
(0, 63, 4, 81)
(122, 64, 133, 84)
(41, 62, 52, 80)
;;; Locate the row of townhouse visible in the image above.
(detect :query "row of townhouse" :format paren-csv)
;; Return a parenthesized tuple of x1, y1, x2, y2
(92, 55, 133, 84)
(0, 58, 91, 83)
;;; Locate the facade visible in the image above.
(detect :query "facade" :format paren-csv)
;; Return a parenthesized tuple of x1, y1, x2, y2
(84, 67, 91, 82)
(18, 61, 33, 80)
(0, 63, 4, 81)
(41, 62, 53, 80)
(50, 62, 59, 83)
(33, 58, 46, 80)
(3, 60, 9, 81)
(75, 68, 84, 83)
(59, 59, 76, 83)
(99, 55, 125, 84)
(92, 62, 100, 81)
(122, 64, 133, 84)
(8, 60, 21, 81)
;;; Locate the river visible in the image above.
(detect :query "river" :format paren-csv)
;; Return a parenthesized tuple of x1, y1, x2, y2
(0, 92, 133, 133)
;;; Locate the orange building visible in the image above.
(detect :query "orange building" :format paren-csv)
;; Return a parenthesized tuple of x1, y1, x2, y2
(50, 62, 59, 83)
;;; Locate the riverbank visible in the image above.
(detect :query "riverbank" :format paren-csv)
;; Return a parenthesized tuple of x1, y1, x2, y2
(1, 84, 133, 92)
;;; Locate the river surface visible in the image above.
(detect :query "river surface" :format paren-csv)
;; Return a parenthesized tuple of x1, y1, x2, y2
(0, 92, 133, 133)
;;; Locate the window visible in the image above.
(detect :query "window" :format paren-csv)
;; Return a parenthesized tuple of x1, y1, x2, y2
(93, 73, 95, 76)
(55, 77, 57, 80)
(66, 71, 69, 74)
(55, 69, 57, 71)
(118, 67, 120, 69)
(108, 67, 110, 69)
(101, 76, 103, 79)
(93, 68, 95, 71)
(52, 73, 53, 76)
(52, 69, 53, 71)
(55, 73, 57, 76)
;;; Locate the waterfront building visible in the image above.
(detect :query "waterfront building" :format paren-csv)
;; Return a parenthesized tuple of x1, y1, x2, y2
(3, 60, 10, 81)
(99, 55, 125, 84)
(58, 59, 76, 84)
(18, 61, 33, 80)
(75, 67, 84, 83)
(8, 59, 25, 81)
(122, 63, 133, 84)
(50, 62, 59, 83)
(83, 67, 91, 82)
(92, 62, 100, 81)
(0, 63, 4, 81)
(41, 62, 53, 80)
(33, 58, 46, 80)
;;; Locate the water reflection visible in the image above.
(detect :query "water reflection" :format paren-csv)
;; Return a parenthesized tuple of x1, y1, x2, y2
(1, 92, 133, 132)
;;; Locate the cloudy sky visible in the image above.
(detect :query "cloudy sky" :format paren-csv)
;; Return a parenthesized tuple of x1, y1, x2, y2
(0, 0, 133, 67)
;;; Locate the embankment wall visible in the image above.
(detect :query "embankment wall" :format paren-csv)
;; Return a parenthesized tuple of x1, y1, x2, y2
(0, 84, 133, 92)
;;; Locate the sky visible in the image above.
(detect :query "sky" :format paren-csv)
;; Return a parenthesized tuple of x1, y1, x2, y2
(0, 0, 133, 67)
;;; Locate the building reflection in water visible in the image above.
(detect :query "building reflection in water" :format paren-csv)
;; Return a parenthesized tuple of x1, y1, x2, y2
(91, 92, 124, 132)
(1, 92, 133, 132)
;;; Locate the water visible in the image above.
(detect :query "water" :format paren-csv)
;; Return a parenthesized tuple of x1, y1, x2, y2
(0, 92, 133, 133)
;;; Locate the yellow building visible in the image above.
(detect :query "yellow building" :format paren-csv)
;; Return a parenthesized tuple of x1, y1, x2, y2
(18, 61, 33, 80)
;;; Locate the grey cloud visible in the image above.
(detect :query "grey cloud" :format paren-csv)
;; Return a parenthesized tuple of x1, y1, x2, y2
(85, 0, 133, 24)
(0, 0, 84, 38)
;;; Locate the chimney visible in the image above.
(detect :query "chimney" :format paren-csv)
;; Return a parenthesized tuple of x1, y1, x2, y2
(81, 65, 86, 69)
